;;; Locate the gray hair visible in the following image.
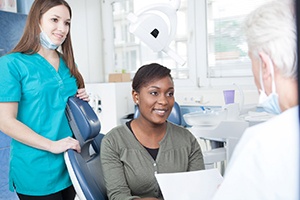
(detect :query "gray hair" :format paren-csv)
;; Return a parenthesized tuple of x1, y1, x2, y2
(244, 0, 297, 79)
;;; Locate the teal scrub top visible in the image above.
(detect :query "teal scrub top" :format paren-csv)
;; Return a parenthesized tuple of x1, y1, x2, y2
(0, 52, 78, 195)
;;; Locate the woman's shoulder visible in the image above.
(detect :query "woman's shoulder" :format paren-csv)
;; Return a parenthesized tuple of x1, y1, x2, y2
(3, 52, 28, 58)
(0, 53, 23, 72)
(0, 52, 18, 61)
(167, 122, 195, 139)
(163, 123, 199, 150)
(0, 52, 35, 63)
(103, 124, 132, 142)
(102, 124, 138, 149)
(106, 124, 128, 134)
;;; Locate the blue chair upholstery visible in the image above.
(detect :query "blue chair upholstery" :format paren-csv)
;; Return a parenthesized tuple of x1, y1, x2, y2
(66, 97, 100, 147)
(133, 101, 182, 125)
(64, 96, 107, 200)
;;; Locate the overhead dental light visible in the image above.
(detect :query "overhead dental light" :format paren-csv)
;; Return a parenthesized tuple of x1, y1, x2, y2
(127, 0, 186, 66)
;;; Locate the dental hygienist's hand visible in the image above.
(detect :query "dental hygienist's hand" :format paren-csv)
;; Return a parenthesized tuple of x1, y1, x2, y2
(76, 88, 90, 102)
(49, 136, 81, 154)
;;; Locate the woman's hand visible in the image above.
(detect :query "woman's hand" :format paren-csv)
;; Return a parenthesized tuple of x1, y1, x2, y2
(76, 88, 90, 102)
(49, 136, 81, 154)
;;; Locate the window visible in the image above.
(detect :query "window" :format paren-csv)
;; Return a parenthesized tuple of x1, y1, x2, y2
(102, 0, 271, 86)
(199, 0, 272, 86)
(106, 0, 191, 81)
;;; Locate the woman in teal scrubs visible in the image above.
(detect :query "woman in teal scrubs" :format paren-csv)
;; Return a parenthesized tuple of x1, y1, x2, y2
(0, 0, 89, 199)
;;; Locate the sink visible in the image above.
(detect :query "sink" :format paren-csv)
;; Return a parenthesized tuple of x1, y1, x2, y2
(183, 108, 227, 127)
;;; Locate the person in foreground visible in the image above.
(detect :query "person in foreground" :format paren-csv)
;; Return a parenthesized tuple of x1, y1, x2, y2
(213, 0, 299, 199)
(101, 63, 205, 200)
(0, 0, 89, 199)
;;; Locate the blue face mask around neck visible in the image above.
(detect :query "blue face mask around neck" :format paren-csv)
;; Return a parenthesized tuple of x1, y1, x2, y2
(258, 90, 281, 115)
(258, 57, 281, 115)
(40, 31, 59, 50)
(39, 25, 64, 50)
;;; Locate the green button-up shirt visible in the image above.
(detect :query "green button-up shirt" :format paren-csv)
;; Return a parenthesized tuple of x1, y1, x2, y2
(101, 122, 205, 200)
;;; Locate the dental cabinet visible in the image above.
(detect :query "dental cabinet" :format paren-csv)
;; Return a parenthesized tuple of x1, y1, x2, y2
(85, 82, 135, 134)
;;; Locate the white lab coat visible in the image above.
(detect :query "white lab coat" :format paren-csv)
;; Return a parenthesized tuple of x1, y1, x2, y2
(212, 106, 299, 200)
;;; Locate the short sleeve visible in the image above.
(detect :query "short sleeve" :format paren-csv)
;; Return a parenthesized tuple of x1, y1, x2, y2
(0, 55, 21, 102)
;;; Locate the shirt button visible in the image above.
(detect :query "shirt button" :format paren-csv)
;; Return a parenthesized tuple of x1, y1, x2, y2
(153, 163, 157, 166)
(154, 171, 157, 174)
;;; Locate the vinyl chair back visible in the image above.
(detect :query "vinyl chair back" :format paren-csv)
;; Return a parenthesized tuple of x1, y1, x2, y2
(64, 96, 107, 200)
(133, 101, 182, 125)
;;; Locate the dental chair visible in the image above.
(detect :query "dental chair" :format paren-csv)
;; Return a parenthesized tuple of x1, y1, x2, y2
(133, 101, 182, 125)
(64, 96, 107, 200)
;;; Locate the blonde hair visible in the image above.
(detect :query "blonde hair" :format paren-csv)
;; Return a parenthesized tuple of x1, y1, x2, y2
(244, 0, 297, 79)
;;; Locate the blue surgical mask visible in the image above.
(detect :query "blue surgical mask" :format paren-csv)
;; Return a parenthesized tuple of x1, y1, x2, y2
(258, 90, 281, 115)
(258, 57, 281, 115)
(39, 25, 62, 50)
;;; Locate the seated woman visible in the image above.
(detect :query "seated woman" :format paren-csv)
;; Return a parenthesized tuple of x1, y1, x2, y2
(101, 63, 205, 200)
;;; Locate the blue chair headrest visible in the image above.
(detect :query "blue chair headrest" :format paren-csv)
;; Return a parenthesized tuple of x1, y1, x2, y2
(66, 97, 101, 144)
(167, 101, 182, 125)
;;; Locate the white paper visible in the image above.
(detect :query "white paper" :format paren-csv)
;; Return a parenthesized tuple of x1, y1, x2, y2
(155, 169, 223, 200)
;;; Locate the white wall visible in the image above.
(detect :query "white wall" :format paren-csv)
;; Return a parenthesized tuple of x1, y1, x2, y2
(66, 0, 104, 83)
(85, 82, 135, 134)
(174, 86, 258, 107)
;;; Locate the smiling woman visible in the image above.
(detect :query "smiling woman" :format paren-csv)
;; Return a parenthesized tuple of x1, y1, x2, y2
(38, 5, 71, 70)
(0, 0, 89, 199)
(132, 63, 175, 128)
(101, 63, 205, 200)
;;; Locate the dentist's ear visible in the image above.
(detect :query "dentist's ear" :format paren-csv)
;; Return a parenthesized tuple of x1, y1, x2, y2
(259, 52, 274, 95)
(258, 52, 272, 80)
